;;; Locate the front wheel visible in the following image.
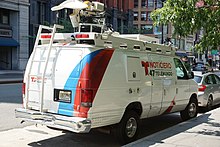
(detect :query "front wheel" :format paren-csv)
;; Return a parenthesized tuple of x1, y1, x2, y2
(180, 98, 198, 121)
(112, 110, 140, 145)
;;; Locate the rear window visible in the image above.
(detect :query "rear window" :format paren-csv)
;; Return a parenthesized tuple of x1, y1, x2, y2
(193, 75, 202, 83)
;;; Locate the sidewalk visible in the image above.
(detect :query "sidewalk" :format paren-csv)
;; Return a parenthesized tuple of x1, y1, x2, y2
(0, 70, 23, 84)
(124, 107, 220, 147)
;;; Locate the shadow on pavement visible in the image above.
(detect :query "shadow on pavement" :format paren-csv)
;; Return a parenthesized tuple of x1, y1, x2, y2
(124, 112, 217, 147)
(28, 129, 120, 147)
(138, 113, 182, 139)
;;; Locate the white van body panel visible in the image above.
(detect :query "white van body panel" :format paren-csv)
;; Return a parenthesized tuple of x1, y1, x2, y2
(16, 24, 198, 134)
(20, 44, 198, 130)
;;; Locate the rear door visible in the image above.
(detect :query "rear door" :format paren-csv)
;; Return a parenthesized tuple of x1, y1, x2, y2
(210, 74, 220, 105)
(28, 46, 83, 115)
(28, 46, 58, 110)
(53, 48, 83, 115)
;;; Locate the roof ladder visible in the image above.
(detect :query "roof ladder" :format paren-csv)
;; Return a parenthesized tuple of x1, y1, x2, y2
(25, 24, 64, 112)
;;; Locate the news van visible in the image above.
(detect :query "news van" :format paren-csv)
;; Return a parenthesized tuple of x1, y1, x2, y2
(15, 0, 198, 145)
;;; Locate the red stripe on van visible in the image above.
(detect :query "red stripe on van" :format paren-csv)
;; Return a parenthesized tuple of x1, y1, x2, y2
(164, 97, 176, 113)
(74, 49, 114, 117)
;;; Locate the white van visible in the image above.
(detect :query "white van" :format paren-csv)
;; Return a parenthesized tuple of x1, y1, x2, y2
(15, 1, 198, 145)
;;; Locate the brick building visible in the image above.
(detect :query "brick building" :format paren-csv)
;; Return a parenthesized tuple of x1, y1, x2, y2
(133, 0, 194, 50)
(96, 0, 134, 33)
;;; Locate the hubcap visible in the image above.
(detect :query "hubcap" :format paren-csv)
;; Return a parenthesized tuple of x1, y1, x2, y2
(188, 103, 197, 117)
(126, 117, 137, 138)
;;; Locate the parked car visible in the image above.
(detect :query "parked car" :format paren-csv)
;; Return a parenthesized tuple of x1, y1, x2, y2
(193, 72, 220, 110)
(193, 62, 207, 71)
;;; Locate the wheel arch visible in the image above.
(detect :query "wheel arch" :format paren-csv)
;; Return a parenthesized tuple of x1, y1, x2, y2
(124, 102, 143, 117)
(190, 93, 198, 104)
(209, 94, 213, 100)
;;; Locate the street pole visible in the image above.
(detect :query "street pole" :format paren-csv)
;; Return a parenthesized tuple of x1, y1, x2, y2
(160, 0, 166, 44)
(161, 0, 164, 44)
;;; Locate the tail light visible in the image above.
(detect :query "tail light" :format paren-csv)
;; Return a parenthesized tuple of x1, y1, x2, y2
(81, 89, 93, 107)
(41, 34, 52, 39)
(22, 83, 26, 95)
(75, 34, 89, 38)
(199, 84, 206, 92)
(22, 83, 26, 108)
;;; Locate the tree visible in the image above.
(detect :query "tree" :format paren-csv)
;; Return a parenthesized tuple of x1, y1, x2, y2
(151, 0, 220, 52)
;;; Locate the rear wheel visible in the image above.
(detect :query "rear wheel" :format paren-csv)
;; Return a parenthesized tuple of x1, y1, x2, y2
(112, 110, 140, 145)
(180, 98, 198, 121)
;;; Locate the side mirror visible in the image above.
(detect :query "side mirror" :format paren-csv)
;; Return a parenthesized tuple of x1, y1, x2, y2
(188, 71, 194, 79)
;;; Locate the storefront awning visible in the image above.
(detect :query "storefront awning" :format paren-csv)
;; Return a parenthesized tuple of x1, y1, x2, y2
(0, 37, 19, 47)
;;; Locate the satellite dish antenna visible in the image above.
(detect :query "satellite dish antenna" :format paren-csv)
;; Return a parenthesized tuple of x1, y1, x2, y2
(51, 0, 88, 11)
(51, 0, 89, 28)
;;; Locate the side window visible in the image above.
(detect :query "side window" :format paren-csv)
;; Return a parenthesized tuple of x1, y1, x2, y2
(214, 75, 220, 84)
(205, 76, 212, 84)
(174, 58, 188, 79)
(211, 75, 217, 84)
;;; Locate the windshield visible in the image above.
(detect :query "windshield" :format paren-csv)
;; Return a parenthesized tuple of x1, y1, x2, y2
(193, 75, 202, 83)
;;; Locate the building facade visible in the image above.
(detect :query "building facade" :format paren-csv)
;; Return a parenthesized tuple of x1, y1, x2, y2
(133, 0, 195, 51)
(28, 0, 134, 53)
(133, 0, 171, 42)
(29, 0, 64, 54)
(0, 0, 29, 70)
(96, 0, 134, 34)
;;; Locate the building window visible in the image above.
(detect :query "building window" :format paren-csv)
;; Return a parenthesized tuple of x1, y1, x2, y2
(141, 25, 153, 34)
(147, 0, 154, 7)
(134, 0, 138, 8)
(0, 9, 9, 25)
(156, 0, 162, 8)
(141, 12, 147, 21)
(147, 12, 152, 21)
(154, 26, 162, 35)
(134, 12, 138, 21)
(117, 0, 122, 11)
(37, 2, 47, 24)
(130, 25, 139, 34)
(134, 25, 138, 29)
(141, 0, 147, 8)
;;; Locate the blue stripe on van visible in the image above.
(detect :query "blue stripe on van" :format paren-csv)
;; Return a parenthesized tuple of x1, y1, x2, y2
(58, 49, 102, 116)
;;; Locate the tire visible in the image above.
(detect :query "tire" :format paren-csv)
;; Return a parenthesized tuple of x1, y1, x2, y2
(206, 96, 213, 111)
(180, 98, 198, 121)
(112, 110, 140, 145)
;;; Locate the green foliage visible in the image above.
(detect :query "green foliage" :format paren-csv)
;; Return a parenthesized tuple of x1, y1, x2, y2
(151, 0, 220, 52)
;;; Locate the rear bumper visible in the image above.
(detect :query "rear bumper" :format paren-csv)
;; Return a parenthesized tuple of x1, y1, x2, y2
(15, 108, 91, 133)
(198, 92, 208, 107)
